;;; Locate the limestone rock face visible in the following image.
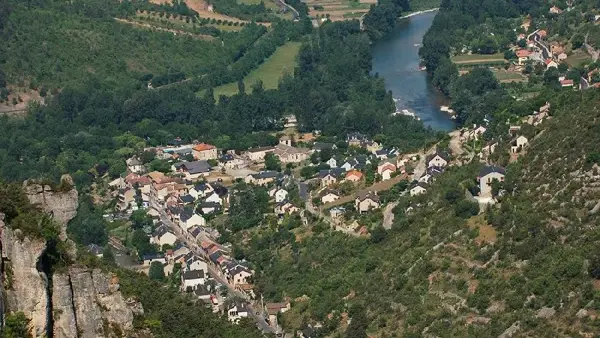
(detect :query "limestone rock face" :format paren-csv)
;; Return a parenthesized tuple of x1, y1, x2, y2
(52, 273, 78, 338)
(23, 175, 78, 240)
(53, 267, 141, 338)
(1, 224, 49, 337)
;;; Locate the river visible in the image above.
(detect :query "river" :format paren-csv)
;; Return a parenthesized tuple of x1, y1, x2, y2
(371, 10, 456, 131)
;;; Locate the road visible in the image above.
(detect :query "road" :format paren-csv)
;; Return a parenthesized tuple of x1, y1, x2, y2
(527, 30, 550, 60)
(152, 202, 276, 334)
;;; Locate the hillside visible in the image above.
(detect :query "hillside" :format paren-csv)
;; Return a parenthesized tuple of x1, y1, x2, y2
(238, 90, 600, 337)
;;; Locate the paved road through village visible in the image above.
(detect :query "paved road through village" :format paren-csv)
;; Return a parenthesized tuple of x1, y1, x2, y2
(152, 202, 276, 334)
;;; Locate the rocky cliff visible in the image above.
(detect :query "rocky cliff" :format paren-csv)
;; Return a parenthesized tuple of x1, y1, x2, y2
(23, 174, 78, 241)
(0, 179, 146, 338)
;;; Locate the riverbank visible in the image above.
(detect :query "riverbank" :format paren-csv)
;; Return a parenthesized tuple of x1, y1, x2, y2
(371, 10, 455, 131)
(399, 8, 439, 19)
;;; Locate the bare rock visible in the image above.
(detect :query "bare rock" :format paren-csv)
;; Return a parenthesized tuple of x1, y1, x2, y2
(498, 321, 520, 338)
(486, 301, 505, 314)
(576, 309, 588, 318)
(52, 273, 78, 338)
(23, 175, 78, 240)
(1, 225, 49, 337)
(70, 267, 105, 338)
(535, 307, 556, 319)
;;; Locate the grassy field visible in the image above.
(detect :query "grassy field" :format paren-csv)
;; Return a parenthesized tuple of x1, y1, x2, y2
(211, 41, 301, 98)
(492, 69, 526, 83)
(451, 53, 506, 64)
(566, 49, 592, 67)
(238, 0, 295, 19)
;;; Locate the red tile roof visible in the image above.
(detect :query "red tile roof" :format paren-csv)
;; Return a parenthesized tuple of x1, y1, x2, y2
(193, 143, 216, 152)
(516, 50, 530, 58)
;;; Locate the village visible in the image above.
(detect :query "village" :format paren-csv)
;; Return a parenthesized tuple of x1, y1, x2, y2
(80, 88, 554, 336)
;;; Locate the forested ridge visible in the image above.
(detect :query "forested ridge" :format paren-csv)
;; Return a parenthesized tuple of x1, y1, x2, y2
(238, 89, 600, 337)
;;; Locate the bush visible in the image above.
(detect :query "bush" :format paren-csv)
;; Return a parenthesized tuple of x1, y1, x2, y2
(454, 200, 479, 218)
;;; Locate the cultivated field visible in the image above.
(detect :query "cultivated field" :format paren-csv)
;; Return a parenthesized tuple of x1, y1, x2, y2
(451, 52, 506, 65)
(212, 41, 301, 98)
(492, 69, 527, 83)
(304, 0, 371, 21)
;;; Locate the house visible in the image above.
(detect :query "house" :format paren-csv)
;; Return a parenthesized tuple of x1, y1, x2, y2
(179, 160, 211, 180)
(330, 207, 345, 222)
(143, 254, 166, 266)
(346, 132, 368, 147)
(193, 285, 212, 301)
(227, 302, 249, 323)
(229, 265, 253, 287)
(361, 140, 382, 154)
(560, 79, 574, 87)
(319, 168, 346, 187)
(192, 143, 218, 161)
(244, 146, 275, 163)
(538, 29, 547, 38)
(273, 144, 310, 164)
(200, 202, 221, 214)
(377, 161, 397, 181)
(321, 189, 340, 204)
(189, 183, 214, 199)
(219, 153, 245, 169)
(516, 49, 530, 65)
(108, 177, 126, 190)
(313, 142, 336, 152)
(181, 270, 206, 291)
(481, 142, 498, 158)
(151, 224, 178, 247)
(205, 192, 223, 205)
(545, 59, 558, 69)
(245, 171, 279, 186)
(266, 302, 291, 328)
(510, 135, 529, 153)
(279, 135, 292, 147)
(87, 244, 104, 258)
(426, 151, 449, 168)
(549, 5, 562, 14)
(418, 173, 432, 184)
(341, 156, 370, 171)
(410, 182, 428, 196)
(355, 191, 380, 213)
(478, 165, 505, 198)
(269, 188, 289, 203)
(186, 226, 202, 242)
(326, 157, 339, 168)
(179, 194, 195, 205)
(283, 114, 298, 128)
(126, 157, 144, 174)
(179, 208, 206, 230)
(275, 201, 299, 215)
(344, 170, 363, 183)
(185, 256, 208, 273)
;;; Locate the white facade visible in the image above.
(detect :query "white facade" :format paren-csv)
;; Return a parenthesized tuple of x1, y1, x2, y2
(410, 185, 427, 196)
(152, 232, 177, 247)
(321, 193, 339, 204)
(274, 189, 289, 203)
(181, 214, 206, 230)
(428, 155, 448, 168)
(480, 172, 505, 198)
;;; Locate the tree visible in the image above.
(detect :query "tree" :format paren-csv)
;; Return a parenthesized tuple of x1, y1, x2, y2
(2, 312, 31, 338)
(264, 153, 281, 171)
(370, 225, 387, 243)
(572, 33, 584, 49)
(149, 261, 165, 281)
(454, 200, 479, 218)
(102, 245, 115, 265)
(345, 306, 368, 338)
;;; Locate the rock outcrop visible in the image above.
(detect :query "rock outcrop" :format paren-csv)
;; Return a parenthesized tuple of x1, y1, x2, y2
(1, 178, 145, 338)
(23, 174, 78, 240)
(1, 221, 49, 337)
(53, 267, 141, 338)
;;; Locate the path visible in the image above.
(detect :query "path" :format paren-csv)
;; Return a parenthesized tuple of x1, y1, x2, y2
(152, 202, 275, 334)
(115, 18, 215, 40)
(382, 202, 397, 230)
